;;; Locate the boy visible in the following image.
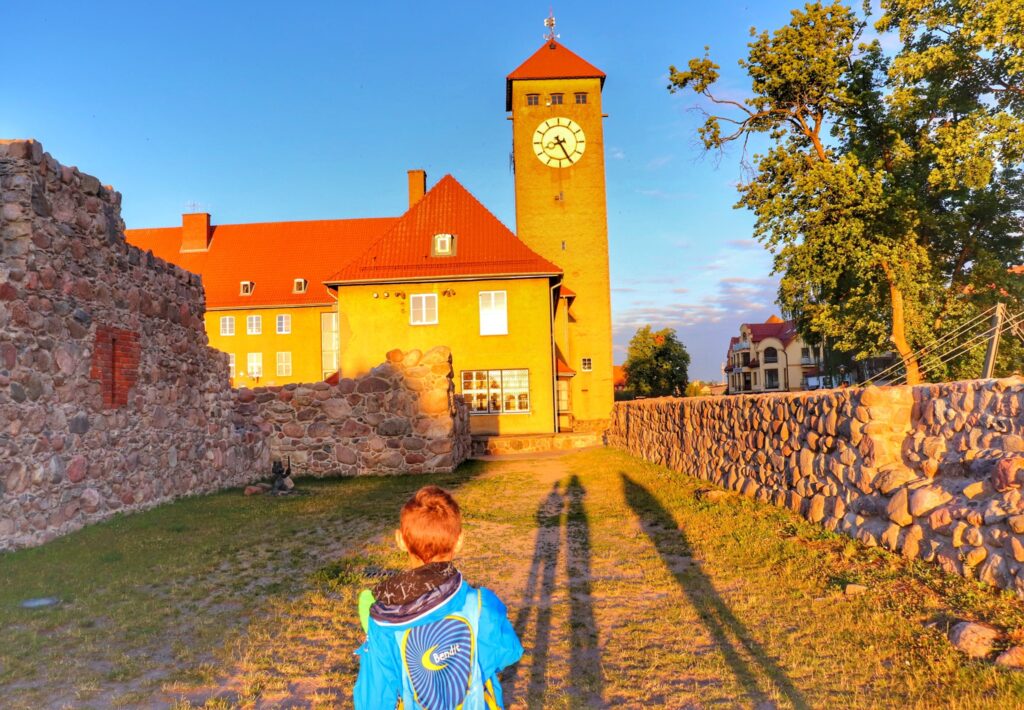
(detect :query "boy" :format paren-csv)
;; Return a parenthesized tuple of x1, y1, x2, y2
(354, 485, 523, 709)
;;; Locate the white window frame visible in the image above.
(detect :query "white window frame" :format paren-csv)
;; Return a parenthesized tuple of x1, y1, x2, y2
(219, 316, 235, 336)
(246, 315, 262, 335)
(581, 357, 593, 372)
(461, 369, 530, 414)
(276, 351, 292, 377)
(292, 278, 308, 294)
(240, 281, 254, 296)
(478, 290, 508, 336)
(276, 314, 291, 334)
(227, 353, 235, 376)
(433, 233, 453, 256)
(410, 293, 438, 326)
(246, 352, 263, 378)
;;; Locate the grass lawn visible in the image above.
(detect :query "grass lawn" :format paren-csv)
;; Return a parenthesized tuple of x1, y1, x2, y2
(1, 447, 1023, 708)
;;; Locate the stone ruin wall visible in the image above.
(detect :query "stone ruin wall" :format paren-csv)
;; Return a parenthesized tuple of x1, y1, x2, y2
(236, 346, 471, 477)
(609, 377, 1024, 595)
(0, 140, 472, 551)
(0, 139, 269, 550)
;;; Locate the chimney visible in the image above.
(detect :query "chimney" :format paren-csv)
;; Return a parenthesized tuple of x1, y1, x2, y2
(181, 212, 211, 252)
(407, 170, 426, 208)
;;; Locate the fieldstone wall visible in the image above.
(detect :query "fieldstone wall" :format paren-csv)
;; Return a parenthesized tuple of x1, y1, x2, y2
(609, 377, 1024, 595)
(0, 139, 269, 551)
(237, 346, 471, 476)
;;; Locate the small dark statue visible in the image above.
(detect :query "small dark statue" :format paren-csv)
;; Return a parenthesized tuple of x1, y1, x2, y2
(270, 457, 295, 494)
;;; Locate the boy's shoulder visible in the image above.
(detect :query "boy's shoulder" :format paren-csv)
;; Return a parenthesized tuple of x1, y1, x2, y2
(472, 585, 510, 617)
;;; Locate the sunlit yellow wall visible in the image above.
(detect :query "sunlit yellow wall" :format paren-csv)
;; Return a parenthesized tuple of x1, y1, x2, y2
(205, 305, 336, 388)
(510, 76, 614, 425)
(337, 278, 556, 435)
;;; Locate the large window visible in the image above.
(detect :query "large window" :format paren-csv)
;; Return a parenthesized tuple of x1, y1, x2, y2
(220, 316, 235, 336)
(276, 314, 291, 334)
(321, 312, 339, 379)
(478, 291, 508, 336)
(764, 347, 779, 364)
(461, 369, 530, 414)
(246, 315, 261, 335)
(276, 351, 292, 377)
(410, 293, 438, 325)
(228, 353, 236, 377)
(765, 368, 780, 389)
(247, 352, 263, 378)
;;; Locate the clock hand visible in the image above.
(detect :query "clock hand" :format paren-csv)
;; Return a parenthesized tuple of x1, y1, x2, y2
(551, 135, 572, 160)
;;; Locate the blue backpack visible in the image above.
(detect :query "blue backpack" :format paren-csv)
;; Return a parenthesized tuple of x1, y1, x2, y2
(390, 588, 500, 710)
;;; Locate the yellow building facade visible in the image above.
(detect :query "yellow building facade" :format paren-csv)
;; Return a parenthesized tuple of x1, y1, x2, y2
(336, 278, 556, 435)
(205, 305, 339, 388)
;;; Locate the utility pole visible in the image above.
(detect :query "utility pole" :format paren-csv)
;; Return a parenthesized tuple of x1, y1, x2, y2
(981, 302, 1006, 379)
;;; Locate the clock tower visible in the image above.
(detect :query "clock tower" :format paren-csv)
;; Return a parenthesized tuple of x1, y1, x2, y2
(507, 32, 613, 428)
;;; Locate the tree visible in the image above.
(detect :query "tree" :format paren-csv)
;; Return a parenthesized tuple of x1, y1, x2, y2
(685, 381, 707, 397)
(669, 1, 1024, 383)
(623, 326, 690, 397)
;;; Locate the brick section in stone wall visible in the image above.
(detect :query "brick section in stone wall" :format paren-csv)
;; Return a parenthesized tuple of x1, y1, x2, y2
(237, 346, 471, 476)
(89, 326, 140, 408)
(0, 139, 269, 551)
(609, 377, 1024, 596)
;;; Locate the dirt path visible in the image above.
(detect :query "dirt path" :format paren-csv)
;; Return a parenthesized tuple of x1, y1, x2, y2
(171, 449, 1024, 709)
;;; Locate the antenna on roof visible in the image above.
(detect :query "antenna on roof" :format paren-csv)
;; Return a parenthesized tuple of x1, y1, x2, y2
(185, 200, 202, 213)
(544, 8, 559, 44)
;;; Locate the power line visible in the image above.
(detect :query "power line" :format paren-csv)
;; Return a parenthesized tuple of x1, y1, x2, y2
(858, 305, 998, 385)
(886, 309, 1024, 386)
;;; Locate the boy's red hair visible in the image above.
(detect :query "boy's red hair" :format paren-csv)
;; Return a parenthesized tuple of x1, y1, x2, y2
(400, 486, 462, 563)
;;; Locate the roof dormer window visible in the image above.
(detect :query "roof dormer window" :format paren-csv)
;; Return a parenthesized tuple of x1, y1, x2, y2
(432, 233, 455, 256)
(292, 278, 308, 294)
(240, 281, 255, 296)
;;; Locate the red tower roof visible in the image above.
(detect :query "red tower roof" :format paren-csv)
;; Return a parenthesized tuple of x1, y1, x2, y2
(327, 174, 561, 285)
(506, 40, 605, 110)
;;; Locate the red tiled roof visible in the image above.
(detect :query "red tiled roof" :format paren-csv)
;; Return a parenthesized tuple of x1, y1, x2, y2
(506, 40, 605, 110)
(126, 217, 397, 309)
(559, 284, 576, 299)
(746, 319, 799, 347)
(557, 355, 577, 376)
(327, 174, 561, 285)
(613, 365, 626, 386)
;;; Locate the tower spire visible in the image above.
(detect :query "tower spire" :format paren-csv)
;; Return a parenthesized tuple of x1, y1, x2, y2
(544, 8, 559, 45)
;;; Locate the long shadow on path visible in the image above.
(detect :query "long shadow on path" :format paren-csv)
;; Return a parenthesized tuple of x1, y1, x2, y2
(565, 475, 605, 706)
(621, 473, 809, 710)
(510, 481, 564, 705)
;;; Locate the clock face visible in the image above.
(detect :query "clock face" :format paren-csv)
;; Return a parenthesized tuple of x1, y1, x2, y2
(533, 117, 585, 168)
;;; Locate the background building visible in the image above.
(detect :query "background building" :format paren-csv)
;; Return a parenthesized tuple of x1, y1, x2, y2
(724, 316, 824, 394)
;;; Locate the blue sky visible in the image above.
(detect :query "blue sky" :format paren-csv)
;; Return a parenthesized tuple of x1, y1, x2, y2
(3, 1, 820, 381)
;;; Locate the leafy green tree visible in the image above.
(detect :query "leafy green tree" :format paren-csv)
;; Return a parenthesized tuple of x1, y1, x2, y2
(623, 326, 691, 397)
(669, 1, 1023, 383)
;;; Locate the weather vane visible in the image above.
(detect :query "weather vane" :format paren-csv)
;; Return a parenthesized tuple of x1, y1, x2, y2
(544, 8, 559, 43)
